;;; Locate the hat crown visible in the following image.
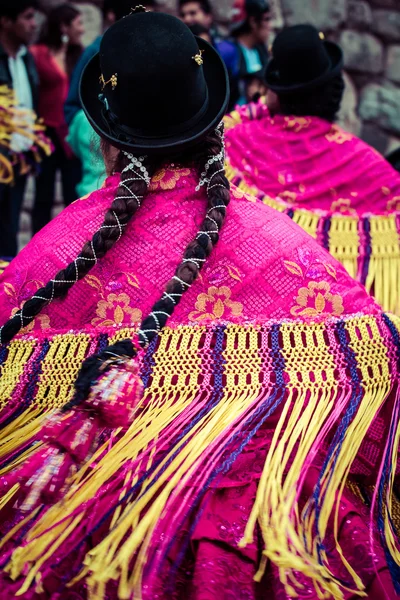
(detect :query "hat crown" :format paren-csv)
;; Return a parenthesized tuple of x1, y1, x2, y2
(99, 12, 208, 132)
(271, 24, 331, 85)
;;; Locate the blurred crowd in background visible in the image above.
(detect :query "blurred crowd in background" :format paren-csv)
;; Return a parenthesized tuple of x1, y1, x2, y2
(0, 0, 399, 257)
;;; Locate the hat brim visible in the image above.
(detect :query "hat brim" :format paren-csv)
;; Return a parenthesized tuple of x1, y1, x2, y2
(79, 37, 229, 155)
(265, 40, 343, 94)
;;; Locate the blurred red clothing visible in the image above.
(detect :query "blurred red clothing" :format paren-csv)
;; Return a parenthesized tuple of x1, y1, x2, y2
(30, 44, 68, 129)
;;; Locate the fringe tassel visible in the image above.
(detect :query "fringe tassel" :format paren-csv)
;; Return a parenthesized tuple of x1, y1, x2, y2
(0, 85, 52, 184)
(226, 165, 400, 315)
(0, 319, 399, 598)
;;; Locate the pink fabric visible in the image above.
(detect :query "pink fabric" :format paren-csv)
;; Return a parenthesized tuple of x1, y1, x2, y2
(0, 170, 394, 599)
(0, 169, 378, 333)
(225, 101, 400, 216)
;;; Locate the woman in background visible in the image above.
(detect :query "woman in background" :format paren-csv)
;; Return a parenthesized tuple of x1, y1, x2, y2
(30, 3, 84, 234)
(224, 24, 400, 314)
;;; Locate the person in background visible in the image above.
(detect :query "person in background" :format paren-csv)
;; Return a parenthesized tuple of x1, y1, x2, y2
(65, 0, 156, 197)
(30, 3, 84, 234)
(0, 0, 38, 257)
(243, 67, 267, 103)
(188, 22, 212, 45)
(217, 0, 270, 110)
(224, 24, 400, 314)
(178, 0, 223, 45)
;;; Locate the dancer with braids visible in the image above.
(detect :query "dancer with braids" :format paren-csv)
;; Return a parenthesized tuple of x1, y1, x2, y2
(224, 24, 400, 315)
(0, 9, 399, 600)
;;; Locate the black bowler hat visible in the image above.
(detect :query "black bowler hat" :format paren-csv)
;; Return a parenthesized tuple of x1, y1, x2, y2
(79, 11, 229, 154)
(265, 24, 343, 94)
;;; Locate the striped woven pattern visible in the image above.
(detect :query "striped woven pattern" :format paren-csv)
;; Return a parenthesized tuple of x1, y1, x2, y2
(0, 314, 399, 598)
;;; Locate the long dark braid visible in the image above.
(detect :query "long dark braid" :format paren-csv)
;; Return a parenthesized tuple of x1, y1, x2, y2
(139, 124, 229, 346)
(1, 125, 230, 405)
(0, 153, 155, 345)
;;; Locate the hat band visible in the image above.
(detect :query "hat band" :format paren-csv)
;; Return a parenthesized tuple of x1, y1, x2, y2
(99, 88, 210, 141)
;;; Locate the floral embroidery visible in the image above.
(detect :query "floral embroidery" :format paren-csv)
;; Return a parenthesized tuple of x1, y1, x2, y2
(3, 279, 50, 332)
(387, 195, 400, 211)
(283, 253, 338, 282)
(10, 306, 50, 333)
(189, 286, 243, 322)
(326, 125, 353, 144)
(91, 293, 142, 327)
(278, 190, 297, 204)
(231, 186, 257, 202)
(283, 116, 311, 132)
(291, 281, 344, 318)
(330, 198, 357, 215)
(149, 167, 191, 191)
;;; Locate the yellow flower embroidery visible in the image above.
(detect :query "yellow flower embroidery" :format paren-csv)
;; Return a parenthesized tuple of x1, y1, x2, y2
(92, 293, 142, 327)
(291, 281, 344, 318)
(10, 307, 50, 333)
(278, 190, 297, 204)
(189, 286, 243, 322)
(326, 125, 353, 144)
(387, 195, 400, 211)
(232, 186, 257, 202)
(150, 167, 191, 191)
(283, 116, 311, 132)
(330, 198, 357, 215)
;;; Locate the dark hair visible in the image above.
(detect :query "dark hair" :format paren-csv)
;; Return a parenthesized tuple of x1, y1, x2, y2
(0, 126, 230, 403)
(232, 0, 270, 37)
(386, 148, 400, 174)
(179, 0, 212, 15)
(278, 74, 345, 123)
(0, 0, 37, 20)
(188, 23, 210, 37)
(40, 4, 82, 77)
(103, 0, 156, 20)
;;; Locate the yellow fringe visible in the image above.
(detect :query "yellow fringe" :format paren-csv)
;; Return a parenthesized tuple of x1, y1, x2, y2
(0, 85, 52, 184)
(240, 317, 394, 599)
(226, 162, 400, 314)
(0, 318, 399, 598)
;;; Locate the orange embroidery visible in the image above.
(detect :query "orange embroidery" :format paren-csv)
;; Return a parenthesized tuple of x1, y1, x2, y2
(10, 307, 50, 333)
(283, 260, 304, 278)
(291, 281, 344, 318)
(283, 116, 311, 132)
(150, 167, 191, 191)
(189, 286, 243, 322)
(326, 125, 353, 144)
(278, 190, 297, 204)
(92, 293, 142, 327)
(232, 186, 257, 202)
(330, 198, 356, 215)
(387, 195, 400, 211)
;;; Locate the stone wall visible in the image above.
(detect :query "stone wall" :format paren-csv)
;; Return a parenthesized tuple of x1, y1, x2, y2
(37, 0, 400, 153)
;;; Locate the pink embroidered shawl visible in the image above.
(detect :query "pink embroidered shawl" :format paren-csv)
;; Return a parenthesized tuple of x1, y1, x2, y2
(224, 100, 400, 313)
(0, 171, 399, 600)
